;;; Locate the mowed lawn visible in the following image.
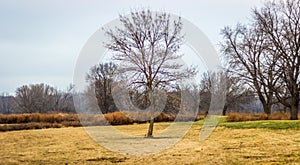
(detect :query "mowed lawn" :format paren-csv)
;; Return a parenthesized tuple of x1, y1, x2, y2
(0, 121, 300, 164)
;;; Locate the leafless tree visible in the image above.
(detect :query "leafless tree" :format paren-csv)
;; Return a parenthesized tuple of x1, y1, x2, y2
(163, 87, 181, 114)
(0, 93, 14, 114)
(221, 22, 281, 115)
(199, 71, 254, 115)
(53, 84, 75, 113)
(253, 0, 300, 120)
(104, 10, 196, 137)
(86, 62, 117, 114)
(14, 83, 57, 113)
(82, 85, 102, 114)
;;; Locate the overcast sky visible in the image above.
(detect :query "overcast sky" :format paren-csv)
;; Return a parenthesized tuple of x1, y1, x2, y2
(0, 0, 264, 94)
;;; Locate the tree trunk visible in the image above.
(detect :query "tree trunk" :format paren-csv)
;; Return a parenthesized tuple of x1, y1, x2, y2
(222, 103, 228, 116)
(147, 118, 154, 137)
(146, 89, 154, 138)
(290, 103, 298, 120)
(257, 93, 272, 115)
(262, 103, 271, 115)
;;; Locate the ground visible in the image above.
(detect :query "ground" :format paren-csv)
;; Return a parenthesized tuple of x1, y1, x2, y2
(0, 121, 300, 164)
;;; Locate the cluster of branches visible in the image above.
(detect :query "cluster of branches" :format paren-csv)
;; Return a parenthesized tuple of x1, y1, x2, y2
(85, 62, 179, 114)
(83, 9, 259, 123)
(103, 10, 199, 137)
(199, 71, 255, 115)
(221, 0, 300, 119)
(0, 84, 75, 114)
(85, 62, 256, 116)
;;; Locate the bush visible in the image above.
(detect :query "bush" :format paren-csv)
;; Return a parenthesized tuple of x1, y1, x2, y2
(268, 112, 289, 120)
(154, 113, 174, 122)
(104, 112, 133, 125)
(226, 112, 252, 122)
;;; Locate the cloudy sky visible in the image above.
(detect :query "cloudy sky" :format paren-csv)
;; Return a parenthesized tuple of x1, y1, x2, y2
(0, 0, 263, 94)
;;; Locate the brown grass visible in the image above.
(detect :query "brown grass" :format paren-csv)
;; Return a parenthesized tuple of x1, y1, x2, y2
(0, 113, 79, 124)
(227, 112, 300, 122)
(0, 122, 299, 164)
(0, 111, 203, 131)
(1, 111, 298, 131)
(104, 111, 133, 125)
(0, 122, 63, 132)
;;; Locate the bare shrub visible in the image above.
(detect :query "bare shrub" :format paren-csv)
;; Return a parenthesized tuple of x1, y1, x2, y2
(268, 112, 289, 120)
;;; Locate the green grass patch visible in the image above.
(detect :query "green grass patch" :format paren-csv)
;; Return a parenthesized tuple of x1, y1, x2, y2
(219, 120, 300, 129)
(192, 116, 226, 126)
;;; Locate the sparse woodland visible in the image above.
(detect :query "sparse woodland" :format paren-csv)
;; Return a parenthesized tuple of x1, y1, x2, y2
(0, 0, 299, 130)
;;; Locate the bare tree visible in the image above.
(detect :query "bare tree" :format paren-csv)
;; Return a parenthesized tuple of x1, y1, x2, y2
(221, 23, 281, 115)
(14, 83, 57, 113)
(253, 0, 300, 120)
(0, 93, 14, 114)
(104, 10, 196, 137)
(82, 85, 102, 114)
(86, 62, 117, 114)
(53, 84, 75, 113)
(199, 71, 254, 115)
(164, 88, 181, 114)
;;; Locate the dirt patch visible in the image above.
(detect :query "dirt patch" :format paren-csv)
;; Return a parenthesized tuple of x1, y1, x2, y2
(86, 157, 128, 163)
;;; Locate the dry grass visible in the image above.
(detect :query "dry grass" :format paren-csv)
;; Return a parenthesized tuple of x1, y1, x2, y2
(0, 121, 299, 164)
(227, 112, 300, 122)
(0, 112, 202, 131)
(0, 113, 79, 124)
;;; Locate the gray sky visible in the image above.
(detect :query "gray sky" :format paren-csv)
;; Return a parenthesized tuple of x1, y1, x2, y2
(0, 0, 263, 94)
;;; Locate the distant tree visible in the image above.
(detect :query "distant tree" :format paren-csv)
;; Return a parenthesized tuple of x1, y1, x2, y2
(0, 93, 14, 114)
(199, 73, 212, 111)
(128, 89, 151, 110)
(14, 84, 75, 113)
(14, 83, 57, 113)
(199, 71, 254, 115)
(104, 10, 196, 137)
(163, 88, 181, 114)
(86, 62, 117, 114)
(53, 84, 75, 113)
(82, 85, 102, 114)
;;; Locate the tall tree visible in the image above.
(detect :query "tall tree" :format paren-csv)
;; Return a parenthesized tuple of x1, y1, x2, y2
(104, 10, 196, 137)
(253, 0, 300, 120)
(221, 22, 281, 115)
(86, 62, 117, 114)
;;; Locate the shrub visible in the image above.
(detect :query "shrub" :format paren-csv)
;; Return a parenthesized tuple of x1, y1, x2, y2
(104, 112, 133, 125)
(268, 112, 289, 120)
(154, 113, 173, 122)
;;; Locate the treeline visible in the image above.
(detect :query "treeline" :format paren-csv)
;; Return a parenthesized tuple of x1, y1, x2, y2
(0, 84, 75, 114)
(1, 0, 299, 121)
(82, 62, 260, 116)
(0, 77, 258, 115)
(0, 63, 293, 116)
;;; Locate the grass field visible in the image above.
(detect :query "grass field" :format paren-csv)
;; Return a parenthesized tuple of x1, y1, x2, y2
(0, 120, 300, 164)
